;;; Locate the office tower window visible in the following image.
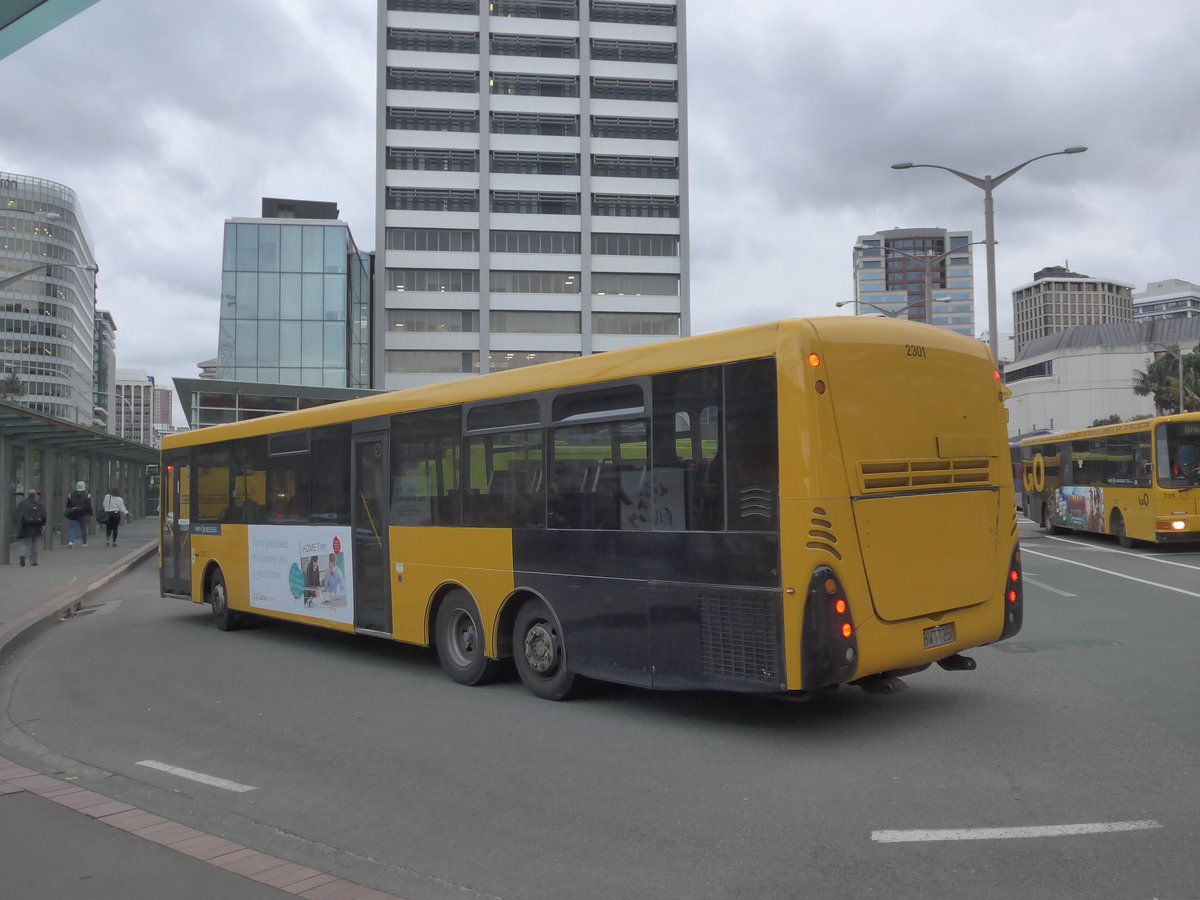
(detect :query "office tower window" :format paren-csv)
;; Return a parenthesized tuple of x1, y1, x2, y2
(490, 72, 579, 97)
(589, 1, 675, 25)
(592, 312, 680, 335)
(591, 155, 678, 179)
(491, 230, 581, 254)
(591, 116, 677, 140)
(387, 148, 479, 172)
(388, 68, 479, 93)
(491, 111, 579, 136)
(388, 0, 478, 12)
(588, 232, 676, 256)
(591, 194, 679, 218)
(489, 351, 578, 371)
(386, 228, 480, 252)
(592, 272, 679, 295)
(590, 77, 677, 102)
(387, 188, 480, 211)
(387, 269, 481, 292)
(491, 311, 580, 333)
(388, 108, 480, 132)
(490, 271, 581, 293)
(388, 350, 480, 373)
(490, 151, 580, 175)
(492, 0, 578, 19)
(491, 33, 578, 58)
(388, 28, 479, 53)
(388, 309, 480, 332)
(590, 39, 676, 63)
(491, 191, 581, 214)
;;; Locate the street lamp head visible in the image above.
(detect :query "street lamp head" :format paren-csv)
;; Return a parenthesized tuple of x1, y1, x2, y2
(891, 162, 914, 169)
(834, 301, 853, 308)
(1063, 146, 1088, 154)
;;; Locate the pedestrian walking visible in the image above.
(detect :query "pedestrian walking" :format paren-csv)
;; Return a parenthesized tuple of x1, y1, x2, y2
(64, 480, 92, 547)
(99, 488, 131, 547)
(14, 488, 47, 566)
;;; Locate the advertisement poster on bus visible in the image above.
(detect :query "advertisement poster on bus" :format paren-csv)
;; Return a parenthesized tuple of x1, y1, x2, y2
(248, 525, 354, 623)
(1052, 486, 1105, 531)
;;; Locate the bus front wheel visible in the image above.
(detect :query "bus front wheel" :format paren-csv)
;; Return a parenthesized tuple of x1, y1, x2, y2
(435, 590, 497, 686)
(208, 569, 243, 631)
(513, 599, 576, 701)
(1112, 512, 1134, 548)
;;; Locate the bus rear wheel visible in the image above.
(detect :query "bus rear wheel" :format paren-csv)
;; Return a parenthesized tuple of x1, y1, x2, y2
(1112, 511, 1134, 548)
(1042, 507, 1067, 536)
(208, 568, 243, 631)
(513, 599, 576, 701)
(435, 590, 497, 686)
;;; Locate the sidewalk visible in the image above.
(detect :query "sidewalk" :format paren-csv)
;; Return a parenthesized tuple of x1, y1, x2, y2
(0, 519, 400, 899)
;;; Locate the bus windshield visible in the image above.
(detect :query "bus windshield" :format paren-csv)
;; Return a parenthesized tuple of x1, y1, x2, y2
(1159, 421, 1200, 488)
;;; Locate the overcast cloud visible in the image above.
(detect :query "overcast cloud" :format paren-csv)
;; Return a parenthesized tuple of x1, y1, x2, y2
(2, 0, 1197, 421)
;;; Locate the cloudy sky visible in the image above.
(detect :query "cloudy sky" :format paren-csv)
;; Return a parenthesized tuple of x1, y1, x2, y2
(3, 0, 1198, 422)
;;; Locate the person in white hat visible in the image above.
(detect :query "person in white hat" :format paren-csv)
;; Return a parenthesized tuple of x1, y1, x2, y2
(64, 480, 93, 547)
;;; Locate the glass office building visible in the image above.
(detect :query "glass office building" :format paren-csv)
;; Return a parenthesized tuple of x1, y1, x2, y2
(217, 200, 371, 388)
(1, 171, 98, 423)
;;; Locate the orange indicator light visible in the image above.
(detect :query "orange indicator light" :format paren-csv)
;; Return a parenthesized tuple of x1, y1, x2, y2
(1009, 569, 1019, 583)
(841, 623, 853, 639)
(824, 578, 837, 594)
(807, 352, 822, 368)
(834, 599, 847, 615)
(993, 369, 1001, 381)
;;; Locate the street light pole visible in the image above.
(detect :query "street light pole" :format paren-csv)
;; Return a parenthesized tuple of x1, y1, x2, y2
(891, 147, 1087, 362)
(0, 263, 98, 290)
(835, 297, 953, 319)
(858, 241, 986, 324)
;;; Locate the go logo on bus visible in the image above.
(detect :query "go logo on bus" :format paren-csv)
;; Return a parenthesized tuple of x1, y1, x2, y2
(1023, 452, 1046, 493)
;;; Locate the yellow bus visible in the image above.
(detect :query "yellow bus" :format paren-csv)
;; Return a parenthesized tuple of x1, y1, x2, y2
(160, 318, 1022, 700)
(1020, 413, 1200, 547)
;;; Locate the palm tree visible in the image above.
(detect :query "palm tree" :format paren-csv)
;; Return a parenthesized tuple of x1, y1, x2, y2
(1134, 344, 1200, 414)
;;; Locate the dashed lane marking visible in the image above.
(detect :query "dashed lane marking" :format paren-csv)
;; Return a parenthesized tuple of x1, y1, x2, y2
(872, 820, 1162, 843)
(136, 760, 256, 793)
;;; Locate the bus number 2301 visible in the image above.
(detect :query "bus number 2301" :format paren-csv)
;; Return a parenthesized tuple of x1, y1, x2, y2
(905, 344, 927, 358)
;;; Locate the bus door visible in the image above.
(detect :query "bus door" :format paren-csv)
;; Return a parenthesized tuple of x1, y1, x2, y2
(160, 450, 191, 597)
(352, 424, 392, 634)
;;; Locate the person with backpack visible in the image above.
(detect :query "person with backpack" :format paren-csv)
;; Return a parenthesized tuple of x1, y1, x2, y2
(64, 480, 93, 547)
(99, 487, 130, 547)
(15, 488, 47, 566)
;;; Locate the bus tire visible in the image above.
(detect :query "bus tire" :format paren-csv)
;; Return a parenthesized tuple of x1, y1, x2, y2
(513, 599, 576, 701)
(1112, 511, 1134, 548)
(209, 568, 243, 632)
(435, 590, 497, 686)
(1042, 507, 1067, 536)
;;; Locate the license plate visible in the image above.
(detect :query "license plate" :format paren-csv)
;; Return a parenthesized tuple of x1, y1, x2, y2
(923, 623, 955, 650)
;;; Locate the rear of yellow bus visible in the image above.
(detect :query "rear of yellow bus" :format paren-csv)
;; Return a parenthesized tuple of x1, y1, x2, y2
(778, 317, 1021, 691)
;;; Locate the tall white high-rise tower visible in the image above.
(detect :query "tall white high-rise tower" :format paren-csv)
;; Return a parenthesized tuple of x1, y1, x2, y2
(376, 0, 689, 389)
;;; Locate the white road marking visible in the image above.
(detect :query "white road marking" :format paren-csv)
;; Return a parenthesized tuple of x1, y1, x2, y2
(871, 820, 1162, 843)
(1023, 576, 1077, 597)
(136, 760, 256, 793)
(1022, 547, 1200, 599)
(1047, 536, 1200, 570)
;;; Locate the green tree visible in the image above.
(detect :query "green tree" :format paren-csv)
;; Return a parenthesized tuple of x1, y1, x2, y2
(0, 372, 24, 402)
(1090, 414, 1122, 426)
(1133, 345, 1200, 414)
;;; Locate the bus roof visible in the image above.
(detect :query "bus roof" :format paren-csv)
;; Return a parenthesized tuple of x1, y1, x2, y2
(163, 316, 993, 450)
(1019, 412, 1200, 447)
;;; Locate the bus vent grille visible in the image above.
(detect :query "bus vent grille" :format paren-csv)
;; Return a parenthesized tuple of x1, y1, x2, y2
(700, 593, 778, 682)
(859, 458, 991, 493)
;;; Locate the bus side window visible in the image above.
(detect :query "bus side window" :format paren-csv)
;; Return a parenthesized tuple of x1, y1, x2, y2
(652, 366, 722, 531)
(723, 358, 778, 532)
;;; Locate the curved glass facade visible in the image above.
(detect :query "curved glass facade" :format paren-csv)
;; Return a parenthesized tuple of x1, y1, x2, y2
(217, 220, 370, 387)
(1, 172, 98, 422)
